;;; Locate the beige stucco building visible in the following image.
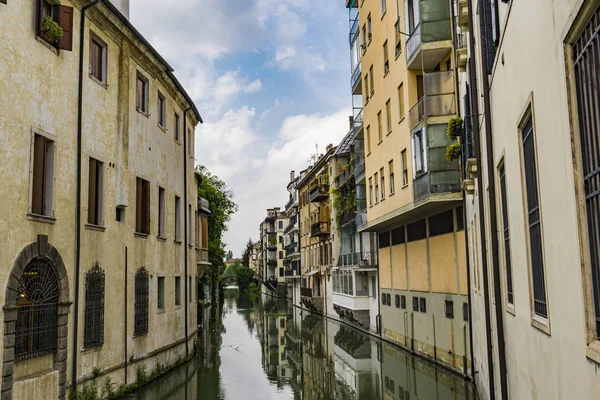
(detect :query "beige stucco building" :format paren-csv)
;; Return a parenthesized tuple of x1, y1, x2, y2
(260, 208, 287, 296)
(460, 0, 600, 398)
(0, 0, 203, 398)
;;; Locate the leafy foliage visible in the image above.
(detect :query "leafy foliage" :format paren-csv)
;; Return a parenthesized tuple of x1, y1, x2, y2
(41, 16, 63, 43)
(330, 182, 356, 223)
(446, 116, 463, 141)
(241, 238, 253, 269)
(446, 143, 461, 161)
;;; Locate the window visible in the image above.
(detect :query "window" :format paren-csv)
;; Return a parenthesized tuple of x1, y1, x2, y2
(395, 294, 400, 308)
(84, 263, 105, 349)
(189, 277, 192, 303)
(366, 125, 372, 154)
(394, 19, 402, 57)
(445, 300, 454, 318)
(31, 133, 55, 217)
(188, 129, 193, 156)
(135, 178, 150, 234)
(381, 0, 386, 15)
(389, 160, 395, 194)
(15, 257, 59, 360)
(391, 227, 405, 245)
(369, 177, 373, 206)
(175, 277, 181, 306)
(195, 211, 199, 247)
(407, 0, 416, 33)
(90, 35, 107, 84)
(37, 1, 73, 50)
(279, 268, 284, 277)
(383, 41, 389, 75)
(175, 196, 181, 242)
(174, 113, 181, 141)
(520, 111, 547, 319)
(157, 91, 166, 128)
(379, 231, 390, 248)
(157, 277, 165, 310)
(407, 219, 427, 242)
(279, 251, 284, 260)
(398, 83, 404, 120)
(367, 14, 372, 42)
(413, 130, 426, 177)
(87, 158, 104, 226)
(369, 65, 374, 95)
(158, 187, 166, 238)
(380, 168, 385, 199)
(385, 99, 392, 134)
(362, 24, 367, 49)
(428, 209, 454, 237)
(401, 149, 408, 186)
(377, 111, 383, 142)
(134, 268, 149, 336)
(364, 72, 369, 102)
(136, 72, 149, 113)
(189, 204, 193, 245)
(498, 162, 513, 305)
(420, 297, 427, 313)
(412, 296, 419, 311)
(279, 221, 283, 229)
(374, 172, 379, 203)
(201, 215, 208, 249)
(401, 295, 406, 309)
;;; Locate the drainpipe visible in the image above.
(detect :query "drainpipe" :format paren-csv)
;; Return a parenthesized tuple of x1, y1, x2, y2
(124, 246, 128, 384)
(183, 107, 193, 359)
(466, 0, 496, 397)
(73, 0, 99, 394)
(477, 0, 508, 397)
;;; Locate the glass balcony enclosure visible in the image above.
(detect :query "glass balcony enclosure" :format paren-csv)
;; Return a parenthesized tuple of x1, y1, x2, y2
(404, 0, 452, 69)
(409, 70, 456, 131)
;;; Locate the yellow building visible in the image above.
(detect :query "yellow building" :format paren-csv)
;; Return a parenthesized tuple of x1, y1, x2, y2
(346, 0, 470, 375)
(0, 0, 202, 397)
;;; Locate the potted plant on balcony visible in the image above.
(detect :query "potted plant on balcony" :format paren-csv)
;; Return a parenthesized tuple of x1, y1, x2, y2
(41, 16, 64, 44)
(446, 116, 463, 141)
(446, 143, 461, 161)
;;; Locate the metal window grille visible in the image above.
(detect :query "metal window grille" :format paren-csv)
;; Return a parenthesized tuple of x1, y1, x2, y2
(84, 262, 105, 348)
(499, 164, 514, 304)
(521, 115, 547, 318)
(401, 295, 406, 309)
(463, 302, 469, 322)
(395, 294, 400, 308)
(412, 297, 419, 311)
(15, 257, 59, 360)
(445, 300, 454, 319)
(419, 297, 427, 313)
(574, 6, 600, 337)
(134, 268, 149, 336)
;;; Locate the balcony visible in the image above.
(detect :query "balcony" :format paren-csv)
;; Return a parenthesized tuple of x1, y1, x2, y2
(332, 293, 370, 311)
(267, 233, 277, 250)
(337, 251, 378, 268)
(355, 211, 367, 228)
(351, 64, 362, 94)
(337, 166, 354, 188)
(409, 71, 456, 132)
(309, 185, 329, 202)
(285, 243, 299, 257)
(284, 215, 297, 234)
(354, 158, 365, 183)
(285, 196, 297, 212)
(311, 221, 330, 237)
(405, 0, 453, 70)
(301, 287, 313, 298)
(267, 258, 277, 267)
(339, 211, 356, 227)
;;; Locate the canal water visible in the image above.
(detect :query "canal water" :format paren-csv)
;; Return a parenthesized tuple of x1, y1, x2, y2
(130, 289, 477, 399)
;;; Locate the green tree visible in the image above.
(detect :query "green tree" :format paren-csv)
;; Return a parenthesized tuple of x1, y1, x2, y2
(241, 238, 253, 269)
(235, 267, 255, 291)
(196, 165, 239, 278)
(226, 250, 233, 260)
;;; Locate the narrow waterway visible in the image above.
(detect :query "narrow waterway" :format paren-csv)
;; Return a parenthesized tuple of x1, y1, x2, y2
(130, 289, 477, 399)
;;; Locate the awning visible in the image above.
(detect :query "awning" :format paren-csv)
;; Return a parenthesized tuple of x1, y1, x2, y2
(305, 269, 320, 277)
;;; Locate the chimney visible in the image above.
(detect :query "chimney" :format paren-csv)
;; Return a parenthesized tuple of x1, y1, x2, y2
(110, 0, 130, 19)
(349, 116, 354, 130)
(290, 170, 295, 181)
(326, 144, 333, 152)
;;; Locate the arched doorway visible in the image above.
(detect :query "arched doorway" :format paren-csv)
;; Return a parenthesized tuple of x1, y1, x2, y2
(2, 235, 70, 400)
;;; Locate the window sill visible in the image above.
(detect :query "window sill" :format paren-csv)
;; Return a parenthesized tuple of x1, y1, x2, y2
(402, 184, 408, 189)
(27, 213, 56, 224)
(370, 90, 375, 98)
(175, 139, 182, 146)
(398, 116, 405, 124)
(506, 303, 516, 316)
(174, 240, 182, 245)
(389, 192, 395, 197)
(585, 341, 600, 365)
(381, 10, 386, 20)
(384, 70, 390, 78)
(157, 236, 167, 242)
(158, 124, 167, 133)
(133, 333, 148, 339)
(175, 305, 182, 310)
(378, 140, 383, 146)
(531, 315, 551, 336)
(89, 74, 108, 89)
(36, 35, 59, 55)
(395, 50, 402, 60)
(157, 309, 165, 314)
(85, 224, 106, 232)
(81, 345, 103, 354)
(367, 151, 371, 157)
(136, 107, 150, 118)
(134, 232, 149, 239)
(386, 130, 392, 137)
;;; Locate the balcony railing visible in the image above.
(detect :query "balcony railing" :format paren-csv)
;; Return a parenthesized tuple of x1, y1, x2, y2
(285, 196, 295, 211)
(196, 248, 209, 263)
(310, 185, 330, 202)
(337, 167, 354, 188)
(339, 211, 356, 227)
(337, 251, 378, 268)
(354, 158, 365, 182)
(406, 23, 422, 63)
(405, 0, 452, 63)
(311, 221, 330, 237)
(284, 214, 297, 234)
(301, 287, 313, 298)
(409, 71, 456, 131)
(351, 64, 362, 91)
(355, 211, 367, 228)
(285, 243, 299, 257)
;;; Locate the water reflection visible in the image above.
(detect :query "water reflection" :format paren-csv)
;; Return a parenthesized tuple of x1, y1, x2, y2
(130, 289, 476, 400)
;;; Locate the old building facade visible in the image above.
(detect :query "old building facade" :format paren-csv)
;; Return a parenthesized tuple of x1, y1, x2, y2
(260, 208, 287, 297)
(0, 0, 202, 398)
(284, 171, 301, 304)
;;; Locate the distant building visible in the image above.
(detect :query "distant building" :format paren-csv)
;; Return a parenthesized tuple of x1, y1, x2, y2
(283, 171, 302, 304)
(260, 208, 287, 296)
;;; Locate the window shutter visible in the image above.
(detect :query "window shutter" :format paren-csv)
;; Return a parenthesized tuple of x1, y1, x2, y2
(32, 135, 46, 215)
(142, 180, 150, 234)
(58, 6, 73, 51)
(136, 178, 142, 232)
(88, 159, 97, 224)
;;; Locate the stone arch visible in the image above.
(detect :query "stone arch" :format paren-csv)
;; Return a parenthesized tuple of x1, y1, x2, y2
(2, 235, 71, 400)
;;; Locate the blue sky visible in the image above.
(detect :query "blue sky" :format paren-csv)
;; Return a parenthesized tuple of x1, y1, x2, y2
(132, 0, 353, 255)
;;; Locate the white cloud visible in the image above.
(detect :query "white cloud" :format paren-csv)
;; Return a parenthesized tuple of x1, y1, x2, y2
(244, 79, 263, 93)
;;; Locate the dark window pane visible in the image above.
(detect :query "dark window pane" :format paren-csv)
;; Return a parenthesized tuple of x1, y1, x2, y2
(379, 231, 390, 248)
(428, 209, 454, 237)
(407, 219, 426, 242)
(391, 227, 405, 245)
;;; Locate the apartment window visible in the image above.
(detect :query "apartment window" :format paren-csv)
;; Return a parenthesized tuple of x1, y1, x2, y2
(279, 221, 283, 229)
(157, 277, 165, 310)
(87, 158, 104, 226)
(428, 209, 454, 237)
(189, 277, 192, 304)
(498, 162, 513, 305)
(398, 83, 405, 120)
(407, 219, 427, 242)
(445, 300, 454, 318)
(362, 24, 367, 49)
(374, 172, 379, 203)
(188, 204, 193, 245)
(134, 268, 149, 336)
(389, 160, 395, 194)
(175, 196, 181, 242)
(136, 72, 149, 113)
(401, 295, 406, 309)
(394, 19, 402, 57)
(84, 263, 105, 349)
(31, 134, 55, 217)
(420, 297, 427, 313)
(381, 0, 386, 15)
(195, 211, 200, 247)
(413, 130, 426, 177)
(188, 129, 193, 156)
(401, 149, 408, 186)
(135, 178, 150, 235)
(380, 168, 385, 199)
(174, 113, 181, 141)
(158, 187, 166, 238)
(520, 111, 547, 319)
(369, 177, 373, 206)
(407, 0, 416, 33)
(385, 99, 392, 134)
(89, 35, 107, 84)
(383, 41, 389, 75)
(175, 277, 181, 306)
(369, 65, 374, 95)
(367, 14, 372, 42)
(366, 125, 372, 154)
(364, 73, 369, 102)
(412, 297, 419, 311)
(377, 111, 383, 142)
(279, 251, 284, 260)
(37, 0, 73, 50)
(157, 91, 166, 128)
